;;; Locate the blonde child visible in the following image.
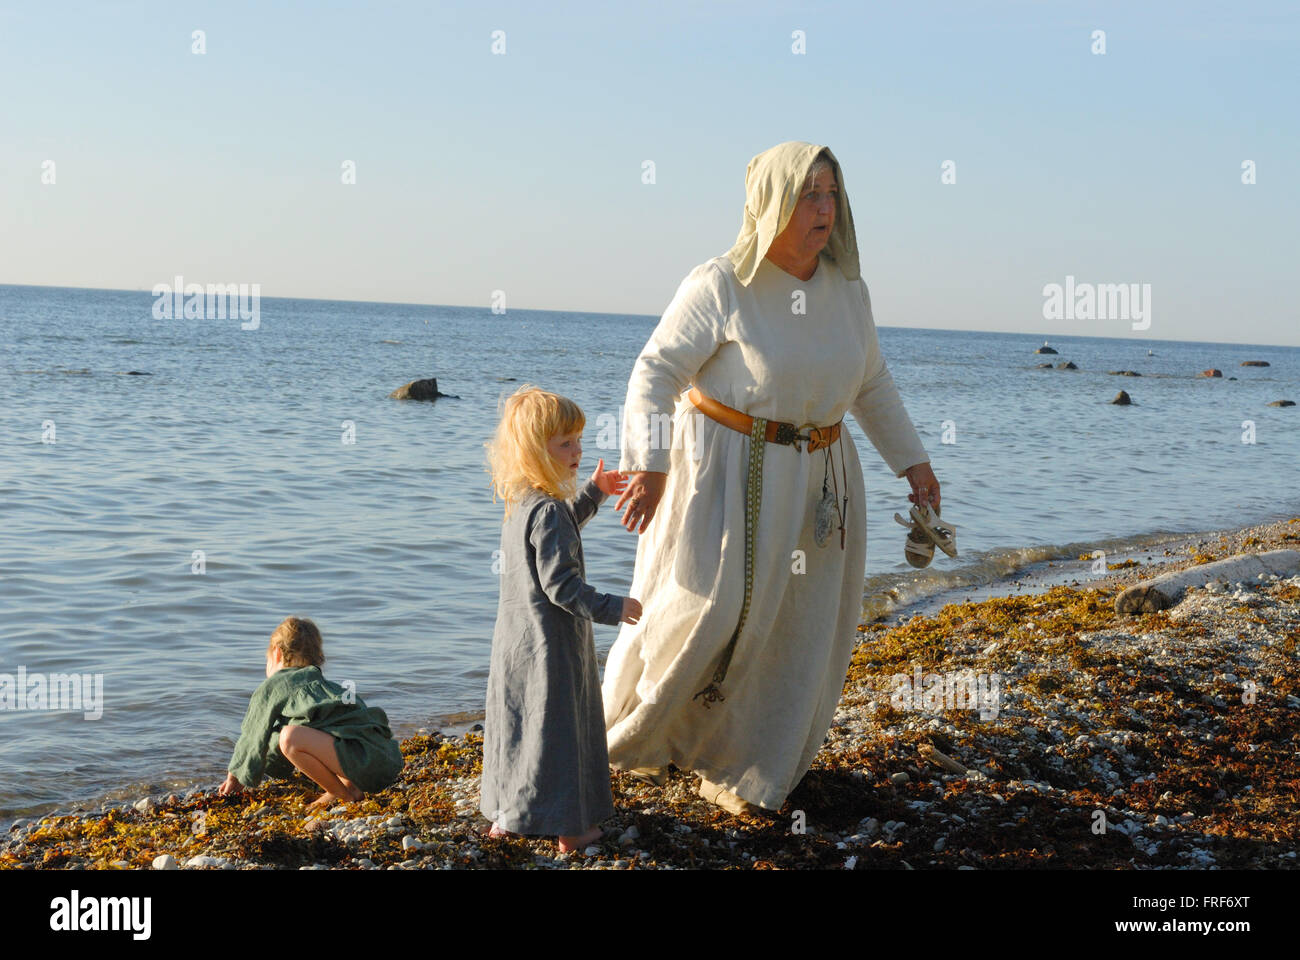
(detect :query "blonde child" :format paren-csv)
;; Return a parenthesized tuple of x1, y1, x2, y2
(219, 616, 404, 810)
(481, 385, 642, 851)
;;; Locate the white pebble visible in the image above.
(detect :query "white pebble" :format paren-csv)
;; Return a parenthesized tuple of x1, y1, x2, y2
(152, 854, 177, 870)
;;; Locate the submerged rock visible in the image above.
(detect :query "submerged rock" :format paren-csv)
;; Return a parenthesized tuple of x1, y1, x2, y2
(1200, 369, 1222, 378)
(1054, 361, 1077, 370)
(1267, 400, 1295, 407)
(1240, 360, 1270, 367)
(389, 378, 459, 401)
(1108, 370, 1141, 377)
(1111, 391, 1133, 405)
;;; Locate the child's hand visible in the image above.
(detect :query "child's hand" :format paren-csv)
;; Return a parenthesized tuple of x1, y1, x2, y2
(219, 773, 243, 796)
(620, 597, 643, 625)
(592, 458, 627, 498)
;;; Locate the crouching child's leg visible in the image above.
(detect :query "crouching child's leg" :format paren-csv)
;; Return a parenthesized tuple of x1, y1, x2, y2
(278, 724, 363, 809)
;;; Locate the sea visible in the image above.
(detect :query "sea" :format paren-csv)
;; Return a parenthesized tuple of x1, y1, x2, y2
(2, 282, 1297, 824)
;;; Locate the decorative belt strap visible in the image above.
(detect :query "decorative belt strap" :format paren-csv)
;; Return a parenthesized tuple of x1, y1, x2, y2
(693, 415, 765, 708)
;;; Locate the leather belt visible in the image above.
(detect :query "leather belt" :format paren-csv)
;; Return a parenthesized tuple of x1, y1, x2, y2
(687, 386, 841, 453)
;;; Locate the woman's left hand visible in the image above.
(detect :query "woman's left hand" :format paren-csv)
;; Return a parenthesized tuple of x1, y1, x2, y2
(904, 462, 940, 510)
(592, 458, 628, 497)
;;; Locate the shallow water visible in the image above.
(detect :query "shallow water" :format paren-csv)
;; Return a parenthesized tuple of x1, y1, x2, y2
(2, 283, 1297, 821)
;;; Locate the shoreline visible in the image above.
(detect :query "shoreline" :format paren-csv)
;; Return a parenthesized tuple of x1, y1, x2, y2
(4, 515, 1298, 869)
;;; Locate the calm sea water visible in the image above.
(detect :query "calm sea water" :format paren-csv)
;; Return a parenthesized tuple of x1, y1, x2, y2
(2, 283, 1297, 822)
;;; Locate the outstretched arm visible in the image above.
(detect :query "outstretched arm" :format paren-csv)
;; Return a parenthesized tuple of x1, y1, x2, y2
(529, 501, 625, 626)
(226, 678, 289, 789)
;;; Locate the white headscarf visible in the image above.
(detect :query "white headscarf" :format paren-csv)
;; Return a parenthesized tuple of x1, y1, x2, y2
(723, 140, 861, 286)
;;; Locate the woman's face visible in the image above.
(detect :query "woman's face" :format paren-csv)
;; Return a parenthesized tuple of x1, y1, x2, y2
(547, 429, 582, 474)
(771, 167, 838, 262)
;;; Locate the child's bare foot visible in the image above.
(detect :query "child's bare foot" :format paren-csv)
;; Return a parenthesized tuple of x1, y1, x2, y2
(306, 783, 362, 810)
(487, 822, 517, 839)
(557, 825, 604, 853)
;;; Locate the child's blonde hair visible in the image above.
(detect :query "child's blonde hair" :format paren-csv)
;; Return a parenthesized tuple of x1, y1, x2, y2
(268, 616, 325, 668)
(486, 384, 585, 517)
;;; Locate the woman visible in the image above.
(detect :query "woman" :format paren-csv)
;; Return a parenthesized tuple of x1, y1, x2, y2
(602, 141, 942, 815)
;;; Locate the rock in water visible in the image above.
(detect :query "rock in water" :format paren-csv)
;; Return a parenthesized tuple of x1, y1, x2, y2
(1054, 361, 1077, 370)
(1200, 369, 1222, 378)
(389, 378, 458, 401)
(1108, 370, 1141, 376)
(1267, 400, 1296, 407)
(1035, 346, 1058, 354)
(1241, 360, 1270, 367)
(1111, 391, 1132, 405)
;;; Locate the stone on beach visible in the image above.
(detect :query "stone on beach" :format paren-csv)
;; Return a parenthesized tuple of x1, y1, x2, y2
(152, 854, 177, 870)
(185, 855, 228, 869)
(1114, 549, 1300, 614)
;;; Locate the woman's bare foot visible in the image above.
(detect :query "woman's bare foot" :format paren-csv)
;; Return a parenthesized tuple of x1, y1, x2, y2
(488, 822, 517, 839)
(556, 825, 604, 853)
(697, 777, 759, 816)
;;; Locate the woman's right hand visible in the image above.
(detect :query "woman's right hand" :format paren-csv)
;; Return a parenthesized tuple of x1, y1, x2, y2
(616, 471, 668, 534)
(620, 597, 643, 625)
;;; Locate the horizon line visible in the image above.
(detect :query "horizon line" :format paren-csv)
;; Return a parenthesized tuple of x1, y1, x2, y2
(1, 280, 1295, 352)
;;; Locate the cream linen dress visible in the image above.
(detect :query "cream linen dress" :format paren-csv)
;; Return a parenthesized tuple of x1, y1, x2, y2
(603, 249, 931, 810)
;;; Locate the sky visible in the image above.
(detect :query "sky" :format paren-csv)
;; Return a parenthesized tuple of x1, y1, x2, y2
(2, 0, 1297, 346)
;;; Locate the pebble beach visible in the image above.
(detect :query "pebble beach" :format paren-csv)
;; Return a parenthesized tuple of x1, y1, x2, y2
(4, 516, 1298, 871)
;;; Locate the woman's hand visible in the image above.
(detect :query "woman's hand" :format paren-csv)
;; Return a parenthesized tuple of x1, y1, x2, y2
(903, 462, 941, 510)
(616, 471, 668, 534)
(591, 458, 627, 497)
(218, 773, 243, 796)
(620, 597, 643, 625)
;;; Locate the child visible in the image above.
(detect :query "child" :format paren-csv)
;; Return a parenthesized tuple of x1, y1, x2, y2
(219, 616, 404, 810)
(481, 385, 642, 851)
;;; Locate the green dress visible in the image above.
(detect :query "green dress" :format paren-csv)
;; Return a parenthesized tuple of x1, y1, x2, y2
(228, 665, 404, 793)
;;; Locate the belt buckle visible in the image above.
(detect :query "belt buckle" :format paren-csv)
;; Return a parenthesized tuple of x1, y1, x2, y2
(772, 421, 800, 450)
(798, 422, 823, 452)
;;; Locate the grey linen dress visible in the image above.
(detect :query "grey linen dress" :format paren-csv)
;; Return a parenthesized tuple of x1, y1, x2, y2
(479, 478, 625, 835)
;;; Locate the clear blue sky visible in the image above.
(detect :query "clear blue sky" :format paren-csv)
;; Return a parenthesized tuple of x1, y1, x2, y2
(2, 0, 1296, 345)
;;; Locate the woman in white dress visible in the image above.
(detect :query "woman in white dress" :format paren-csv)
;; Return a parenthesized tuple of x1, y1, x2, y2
(603, 140, 943, 814)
